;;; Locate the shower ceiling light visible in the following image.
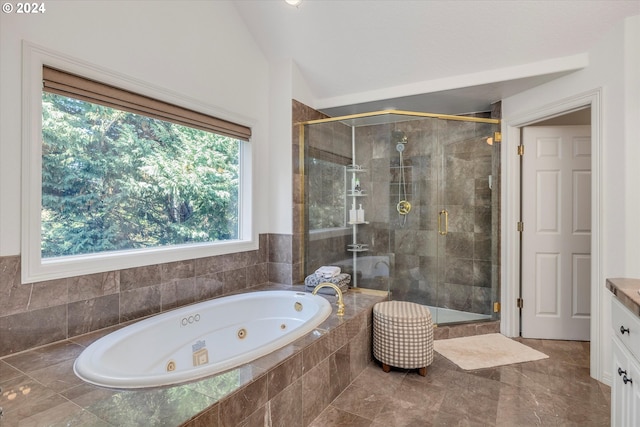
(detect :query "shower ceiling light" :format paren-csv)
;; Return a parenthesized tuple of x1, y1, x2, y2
(285, 0, 302, 6)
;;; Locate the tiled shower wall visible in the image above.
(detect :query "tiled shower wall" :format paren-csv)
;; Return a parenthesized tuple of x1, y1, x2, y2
(292, 100, 332, 282)
(303, 117, 354, 274)
(0, 234, 299, 357)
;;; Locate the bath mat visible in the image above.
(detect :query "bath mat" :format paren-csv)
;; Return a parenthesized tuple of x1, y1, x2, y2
(433, 333, 548, 370)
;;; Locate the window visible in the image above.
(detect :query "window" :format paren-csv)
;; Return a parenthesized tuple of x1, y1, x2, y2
(41, 90, 242, 257)
(22, 47, 254, 283)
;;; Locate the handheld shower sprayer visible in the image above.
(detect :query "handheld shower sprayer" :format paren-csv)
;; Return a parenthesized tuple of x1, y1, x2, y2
(392, 130, 411, 226)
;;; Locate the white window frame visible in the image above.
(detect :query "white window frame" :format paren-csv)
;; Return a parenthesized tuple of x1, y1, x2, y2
(21, 42, 256, 283)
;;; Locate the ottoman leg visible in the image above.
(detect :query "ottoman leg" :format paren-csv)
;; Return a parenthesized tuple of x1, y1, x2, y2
(418, 367, 427, 377)
(382, 363, 391, 373)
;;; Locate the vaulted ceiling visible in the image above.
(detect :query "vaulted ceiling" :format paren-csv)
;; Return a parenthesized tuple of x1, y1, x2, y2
(234, 0, 639, 116)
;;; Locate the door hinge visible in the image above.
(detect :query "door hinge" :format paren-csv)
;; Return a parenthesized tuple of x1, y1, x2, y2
(517, 145, 524, 156)
(493, 302, 501, 313)
(517, 298, 524, 309)
(517, 221, 524, 232)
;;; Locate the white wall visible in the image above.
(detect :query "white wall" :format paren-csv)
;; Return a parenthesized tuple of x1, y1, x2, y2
(624, 16, 640, 273)
(266, 60, 318, 234)
(292, 61, 317, 109)
(0, 1, 270, 256)
(502, 15, 640, 382)
(267, 59, 293, 234)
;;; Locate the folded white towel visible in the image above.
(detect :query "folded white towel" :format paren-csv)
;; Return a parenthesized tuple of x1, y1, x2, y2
(314, 266, 341, 278)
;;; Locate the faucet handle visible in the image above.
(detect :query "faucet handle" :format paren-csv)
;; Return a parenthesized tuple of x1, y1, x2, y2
(336, 302, 345, 316)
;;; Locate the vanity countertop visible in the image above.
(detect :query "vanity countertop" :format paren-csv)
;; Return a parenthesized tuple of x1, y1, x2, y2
(607, 277, 640, 317)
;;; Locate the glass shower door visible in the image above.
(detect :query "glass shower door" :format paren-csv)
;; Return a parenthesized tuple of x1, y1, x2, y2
(434, 119, 497, 323)
(300, 111, 500, 326)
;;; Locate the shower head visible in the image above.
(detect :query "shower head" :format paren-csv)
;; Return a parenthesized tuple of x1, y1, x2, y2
(391, 130, 408, 144)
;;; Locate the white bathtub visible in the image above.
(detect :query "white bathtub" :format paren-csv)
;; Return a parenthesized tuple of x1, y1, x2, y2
(73, 290, 332, 389)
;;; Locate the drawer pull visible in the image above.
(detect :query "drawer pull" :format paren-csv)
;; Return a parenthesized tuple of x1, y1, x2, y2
(619, 367, 627, 376)
(620, 325, 630, 335)
(623, 375, 633, 385)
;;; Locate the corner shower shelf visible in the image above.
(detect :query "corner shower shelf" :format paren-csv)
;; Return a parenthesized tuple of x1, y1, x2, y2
(347, 243, 369, 253)
(347, 163, 369, 287)
(347, 166, 367, 173)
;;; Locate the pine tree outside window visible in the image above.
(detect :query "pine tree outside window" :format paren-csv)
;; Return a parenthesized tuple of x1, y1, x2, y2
(21, 47, 255, 283)
(41, 90, 242, 258)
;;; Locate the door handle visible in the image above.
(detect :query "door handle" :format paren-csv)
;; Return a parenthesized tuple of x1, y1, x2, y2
(438, 210, 448, 235)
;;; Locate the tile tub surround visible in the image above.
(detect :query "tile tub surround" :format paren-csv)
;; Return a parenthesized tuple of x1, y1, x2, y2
(0, 284, 385, 426)
(0, 233, 305, 358)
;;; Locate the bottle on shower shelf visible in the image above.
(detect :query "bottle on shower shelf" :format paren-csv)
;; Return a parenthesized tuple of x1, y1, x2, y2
(357, 204, 365, 223)
(349, 201, 357, 223)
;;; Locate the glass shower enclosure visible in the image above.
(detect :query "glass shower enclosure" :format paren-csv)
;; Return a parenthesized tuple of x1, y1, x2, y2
(302, 110, 501, 325)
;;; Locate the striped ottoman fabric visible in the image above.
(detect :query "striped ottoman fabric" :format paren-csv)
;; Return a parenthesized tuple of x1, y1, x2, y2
(373, 301, 434, 376)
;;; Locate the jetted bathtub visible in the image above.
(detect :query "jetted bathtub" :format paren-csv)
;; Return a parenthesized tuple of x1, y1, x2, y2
(73, 290, 332, 389)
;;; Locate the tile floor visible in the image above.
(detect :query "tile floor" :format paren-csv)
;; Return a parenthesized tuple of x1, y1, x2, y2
(0, 326, 610, 426)
(310, 339, 611, 426)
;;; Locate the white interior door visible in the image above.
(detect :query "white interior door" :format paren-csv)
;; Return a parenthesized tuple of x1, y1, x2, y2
(521, 125, 591, 340)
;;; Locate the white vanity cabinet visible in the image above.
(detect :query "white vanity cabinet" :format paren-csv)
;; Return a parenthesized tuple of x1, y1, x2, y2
(612, 296, 640, 426)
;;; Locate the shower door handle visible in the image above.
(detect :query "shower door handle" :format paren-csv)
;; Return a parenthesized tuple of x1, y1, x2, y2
(438, 210, 448, 235)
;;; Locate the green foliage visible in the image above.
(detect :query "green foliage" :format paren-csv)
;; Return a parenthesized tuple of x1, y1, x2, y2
(41, 92, 240, 258)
